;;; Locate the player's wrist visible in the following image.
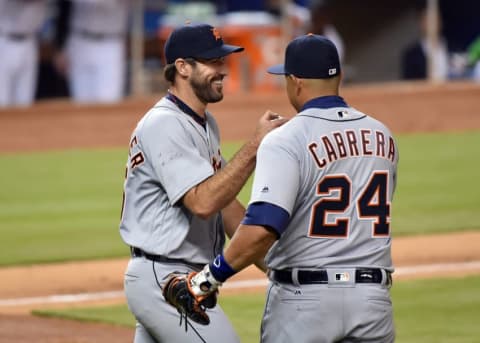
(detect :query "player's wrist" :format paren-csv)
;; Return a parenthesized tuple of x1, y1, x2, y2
(209, 254, 237, 282)
(189, 254, 236, 296)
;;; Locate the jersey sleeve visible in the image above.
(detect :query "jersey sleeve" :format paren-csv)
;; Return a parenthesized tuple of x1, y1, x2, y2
(249, 133, 300, 217)
(141, 114, 214, 205)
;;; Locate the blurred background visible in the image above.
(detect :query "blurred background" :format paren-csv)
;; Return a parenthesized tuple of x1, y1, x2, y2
(1, 0, 480, 108)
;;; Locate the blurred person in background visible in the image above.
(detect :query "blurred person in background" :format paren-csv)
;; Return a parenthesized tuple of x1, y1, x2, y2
(307, 0, 344, 62)
(55, 0, 131, 104)
(0, 0, 49, 107)
(35, 0, 70, 101)
(467, 36, 480, 81)
(401, 1, 449, 81)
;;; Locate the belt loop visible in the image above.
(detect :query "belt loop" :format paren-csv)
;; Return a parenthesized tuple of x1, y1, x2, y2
(291, 268, 301, 287)
(381, 269, 391, 288)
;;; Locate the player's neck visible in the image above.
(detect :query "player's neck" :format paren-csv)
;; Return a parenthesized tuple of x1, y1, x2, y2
(168, 87, 207, 118)
(298, 89, 339, 110)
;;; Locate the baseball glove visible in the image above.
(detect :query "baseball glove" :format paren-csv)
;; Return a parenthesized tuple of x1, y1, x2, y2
(162, 272, 217, 326)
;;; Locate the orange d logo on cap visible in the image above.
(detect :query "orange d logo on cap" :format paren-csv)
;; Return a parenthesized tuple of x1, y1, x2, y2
(211, 27, 221, 40)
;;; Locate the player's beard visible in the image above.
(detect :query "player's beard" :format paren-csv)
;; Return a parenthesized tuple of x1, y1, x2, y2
(190, 73, 224, 104)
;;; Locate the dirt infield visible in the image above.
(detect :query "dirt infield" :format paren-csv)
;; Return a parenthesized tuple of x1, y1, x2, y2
(1, 81, 479, 342)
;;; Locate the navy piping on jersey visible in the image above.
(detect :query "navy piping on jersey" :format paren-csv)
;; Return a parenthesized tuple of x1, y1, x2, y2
(301, 95, 348, 111)
(241, 202, 290, 236)
(299, 114, 366, 123)
(299, 95, 366, 122)
(166, 92, 207, 129)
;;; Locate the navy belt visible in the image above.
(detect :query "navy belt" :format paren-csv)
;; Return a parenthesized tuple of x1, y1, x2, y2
(271, 268, 391, 285)
(130, 247, 204, 270)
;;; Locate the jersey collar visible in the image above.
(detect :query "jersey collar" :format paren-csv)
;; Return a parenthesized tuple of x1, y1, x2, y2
(166, 91, 207, 129)
(301, 95, 348, 111)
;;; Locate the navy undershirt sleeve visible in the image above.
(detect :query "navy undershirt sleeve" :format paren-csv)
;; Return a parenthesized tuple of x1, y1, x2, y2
(241, 202, 290, 236)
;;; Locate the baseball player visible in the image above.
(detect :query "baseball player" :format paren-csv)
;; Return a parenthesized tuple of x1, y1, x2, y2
(119, 23, 287, 343)
(164, 34, 399, 342)
(59, 0, 130, 103)
(0, 0, 49, 107)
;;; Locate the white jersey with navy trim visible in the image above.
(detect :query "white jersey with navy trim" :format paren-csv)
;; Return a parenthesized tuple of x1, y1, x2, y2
(248, 97, 398, 271)
(120, 97, 226, 264)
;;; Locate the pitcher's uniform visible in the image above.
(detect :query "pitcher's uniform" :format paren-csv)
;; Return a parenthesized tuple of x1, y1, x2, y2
(120, 94, 239, 343)
(0, 0, 48, 107)
(248, 96, 398, 342)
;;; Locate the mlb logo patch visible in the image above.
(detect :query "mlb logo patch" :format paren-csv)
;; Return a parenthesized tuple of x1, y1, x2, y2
(329, 68, 337, 75)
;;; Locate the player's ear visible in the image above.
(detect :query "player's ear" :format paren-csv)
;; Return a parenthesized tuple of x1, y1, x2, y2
(175, 58, 190, 78)
(291, 75, 303, 96)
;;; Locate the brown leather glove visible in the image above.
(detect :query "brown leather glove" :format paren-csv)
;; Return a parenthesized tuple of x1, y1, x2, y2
(162, 272, 217, 325)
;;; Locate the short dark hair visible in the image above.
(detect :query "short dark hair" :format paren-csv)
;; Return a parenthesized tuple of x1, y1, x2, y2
(163, 58, 197, 84)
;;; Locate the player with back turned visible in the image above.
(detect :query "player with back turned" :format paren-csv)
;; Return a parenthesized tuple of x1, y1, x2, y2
(164, 34, 399, 342)
(119, 23, 287, 343)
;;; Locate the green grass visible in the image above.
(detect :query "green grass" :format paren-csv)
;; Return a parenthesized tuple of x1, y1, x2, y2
(0, 149, 128, 265)
(393, 131, 480, 235)
(1, 131, 479, 265)
(33, 275, 480, 343)
(393, 276, 480, 342)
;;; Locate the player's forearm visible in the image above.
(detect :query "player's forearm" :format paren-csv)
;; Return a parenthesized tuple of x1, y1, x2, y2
(208, 138, 258, 201)
(222, 202, 268, 273)
(224, 225, 277, 272)
(183, 141, 257, 218)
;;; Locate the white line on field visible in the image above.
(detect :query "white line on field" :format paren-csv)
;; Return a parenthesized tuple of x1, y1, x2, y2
(394, 260, 480, 275)
(1, 260, 480, 307)
(0, 291, 124, 307)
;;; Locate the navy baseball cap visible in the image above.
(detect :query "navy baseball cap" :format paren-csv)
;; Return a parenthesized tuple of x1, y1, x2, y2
(164, 23, 244, 64)
(268, 34, 341, 78)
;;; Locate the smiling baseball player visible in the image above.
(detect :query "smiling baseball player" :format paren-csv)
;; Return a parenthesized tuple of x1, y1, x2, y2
(164, 34, 399, 343)
(120, 23, 286, 343)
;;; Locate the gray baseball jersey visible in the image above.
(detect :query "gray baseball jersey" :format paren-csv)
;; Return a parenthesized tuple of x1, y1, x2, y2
(120, 96, 226, 263)
(243, 95, 397, 342)
(249, 100, 398, 270)
(121, 95, 240, 342)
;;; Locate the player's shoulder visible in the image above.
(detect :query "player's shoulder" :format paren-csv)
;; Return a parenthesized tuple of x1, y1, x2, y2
(260, 116, 305, 150)
(130, 98, 188, 142)
(138, 98, 186, 128)
(359, 110, 396, 136)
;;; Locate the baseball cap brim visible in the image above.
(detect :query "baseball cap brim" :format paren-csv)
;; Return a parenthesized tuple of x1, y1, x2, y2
(195, 44, 244, 60)
(267, 64, 288, 75)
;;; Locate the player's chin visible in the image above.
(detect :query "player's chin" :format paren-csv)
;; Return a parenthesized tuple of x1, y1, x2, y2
(209, 85, 224, 103)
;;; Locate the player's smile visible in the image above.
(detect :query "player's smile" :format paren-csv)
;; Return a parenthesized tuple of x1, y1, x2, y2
(212, 75, 224, 91)
(194, 57, 227, 97)
(190, 67, 225, 103)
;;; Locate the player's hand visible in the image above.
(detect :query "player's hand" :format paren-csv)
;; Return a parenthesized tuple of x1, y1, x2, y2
(189, 265, 222, 296)
(252, 110, 289, 147)
(162, 271, 219, 325)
